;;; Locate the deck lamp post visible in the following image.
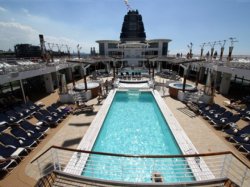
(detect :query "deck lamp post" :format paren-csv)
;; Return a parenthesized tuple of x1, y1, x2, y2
(111, 54, 123, 79)
(200, 43, 206, 59)
(152, 61, 155, 78)
(56, 44, 63, 58)
(218, 40, 226, 61)
(228, 37, 238, 61)
(145, 53, 157, 79)
(81, 64, 88, 92)
(65, 45, 71, 59)
(187, 42, 193, 59)
(179, 64, 188, 92)
(47, 43, 55, 62)
(77, 44, 82, 59)
(208, 41, 217, 60)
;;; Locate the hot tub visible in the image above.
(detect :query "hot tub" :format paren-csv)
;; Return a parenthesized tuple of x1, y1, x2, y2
(169, 82, 196, 98)
(74, 82, 100, 98)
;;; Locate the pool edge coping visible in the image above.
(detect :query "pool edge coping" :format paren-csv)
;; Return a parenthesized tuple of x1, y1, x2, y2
(64, 88, 215, 181)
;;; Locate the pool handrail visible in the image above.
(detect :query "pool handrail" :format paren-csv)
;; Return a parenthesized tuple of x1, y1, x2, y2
(31, 145, 250, 168)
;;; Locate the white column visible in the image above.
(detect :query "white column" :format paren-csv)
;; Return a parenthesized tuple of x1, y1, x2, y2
(43, 73, 54, 93)
(219, 72, 232, 95)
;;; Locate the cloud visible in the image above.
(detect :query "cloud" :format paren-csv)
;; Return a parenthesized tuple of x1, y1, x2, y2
(21, 8, 32, 17)
(0, 6, 7, 12)
(0, 21, 87, 52)
(0, 21, 39, 49)
(0, 6, 97, 52)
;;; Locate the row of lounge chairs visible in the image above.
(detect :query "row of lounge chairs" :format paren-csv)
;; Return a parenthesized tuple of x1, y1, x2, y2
(197, 102, 250, 160)
(0, 119, 49, 176)
(199, 103, 241, 130)
(223, 125, 250, 159)
(119, 72, 142, 80)
(0, 101, 71, 176)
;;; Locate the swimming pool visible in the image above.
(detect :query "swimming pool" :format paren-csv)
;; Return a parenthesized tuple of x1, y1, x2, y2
(82, 91, 195, 182)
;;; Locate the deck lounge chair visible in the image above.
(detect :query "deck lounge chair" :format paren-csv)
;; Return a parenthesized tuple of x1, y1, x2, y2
(39, 109, 62, 122)
(226, 134, 250, 144)
(213, 114, 241, 130)
(13, 106, 33, 118)
(0, 158, 18, 174)
(51, 103, 71, 115)
(0, 132, 37, 150)
(34, 112, 58, 127)
(0, 144, 27, 159)
(25, 101, 41, 111)
(209, 111, 234, 125)
(199, 104, 220, 115)
(11, 126, 44, 141)
(223, 125, 250, 136)
(19, 120, 49, 134)
(46, 106, 68, 118)
(236, 144, 250, 153)
(204, 107, 226, 120)
(5, 110, 23, 124)
(0, 113, 10, 127)
(242, 110, 250, 121)
(21, 103, 37, 114)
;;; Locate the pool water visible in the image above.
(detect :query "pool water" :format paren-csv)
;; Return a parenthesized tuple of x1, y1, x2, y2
(82, 91, 194, 182)
(173, 83, 193, 88)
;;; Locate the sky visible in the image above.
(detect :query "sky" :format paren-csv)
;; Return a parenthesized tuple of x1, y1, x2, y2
(0, 0, 250, 55)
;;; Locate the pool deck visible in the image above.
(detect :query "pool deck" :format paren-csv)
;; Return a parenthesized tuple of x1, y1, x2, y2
(0, 76, 250, 187)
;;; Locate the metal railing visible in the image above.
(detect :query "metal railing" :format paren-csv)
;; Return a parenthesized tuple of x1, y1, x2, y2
(31, 146, 250, 186)
(0, 58, 76, 75)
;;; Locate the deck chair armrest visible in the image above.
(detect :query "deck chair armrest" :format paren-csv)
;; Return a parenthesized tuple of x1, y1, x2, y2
(5, 145, 17, 149)
(45, 116, 53, 120)
(15, 136, 25, 140)
(26, 130, 35, 134)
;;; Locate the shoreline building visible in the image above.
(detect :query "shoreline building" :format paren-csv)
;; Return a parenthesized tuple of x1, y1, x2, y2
(96, 10, 171, 67)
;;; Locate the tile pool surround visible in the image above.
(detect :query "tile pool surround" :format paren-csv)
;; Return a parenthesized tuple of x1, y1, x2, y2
(65, 89, 214, 181)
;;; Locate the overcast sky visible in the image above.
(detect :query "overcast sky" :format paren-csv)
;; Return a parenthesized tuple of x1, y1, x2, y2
(0, 0, 250, 55)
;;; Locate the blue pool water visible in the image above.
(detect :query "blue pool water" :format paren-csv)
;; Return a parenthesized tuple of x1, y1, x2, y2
(173, 83, 193, 88)
(82, 91, 194, 182)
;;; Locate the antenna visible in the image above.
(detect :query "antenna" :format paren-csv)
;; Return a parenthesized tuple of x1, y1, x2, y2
(200, 43, 206, 49)
(217, 40, 227, 61)
(228, 37, 238, 61)
(124, 0, 132, 10)
(200, 43, 206, 59)
(187, 42, 193, 59)
(229, 37, 238, 47)
(218, 40, 226, 48)
(77, 44, 82, 59)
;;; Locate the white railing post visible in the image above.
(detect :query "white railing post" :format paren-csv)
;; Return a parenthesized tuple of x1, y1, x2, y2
(36, 159, 43, 177)
(240, 166, 249, 187)
(51, 148, 60, 171)
(54, 149, 61, 171)
(220, 154, 228, 177)
(220, 154, 232, 178)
